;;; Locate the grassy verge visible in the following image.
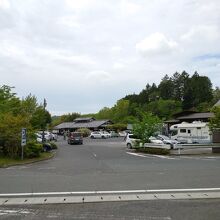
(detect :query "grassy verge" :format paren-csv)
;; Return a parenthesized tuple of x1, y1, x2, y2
(0, 152, 54, 168)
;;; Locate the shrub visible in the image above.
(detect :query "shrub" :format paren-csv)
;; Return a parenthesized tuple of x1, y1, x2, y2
(24, 141, 43, 158)
(50, 142, 58, 149)
(76, 128, 91, 137)
(136, 147, 170, 155)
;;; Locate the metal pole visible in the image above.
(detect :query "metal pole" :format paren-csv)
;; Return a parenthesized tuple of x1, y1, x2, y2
(21, 145, 24, 160)
(42, 98, 47, 143)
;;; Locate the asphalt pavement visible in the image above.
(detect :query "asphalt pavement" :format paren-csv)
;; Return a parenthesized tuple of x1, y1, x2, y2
(1, 199, 220, 220)
(0, 137, 220, 193)
(1, 137, 220, 219)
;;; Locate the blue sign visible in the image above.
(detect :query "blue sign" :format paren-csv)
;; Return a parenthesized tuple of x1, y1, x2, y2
(21, 128, 27, 146)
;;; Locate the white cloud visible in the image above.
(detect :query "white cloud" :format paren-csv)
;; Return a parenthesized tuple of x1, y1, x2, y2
(85, 70, 113, 83)
(181, 25, 220, 42)
(120, 0, 141, 16)
(113, 62, 125, 69)
(136, 32, 178, 57)
(0, 0, 10, 9)
(111, 46, 123, 53)
(65, 0, 95, 10)
(1, 0, 220, 114)
(57, 16, 81, 28)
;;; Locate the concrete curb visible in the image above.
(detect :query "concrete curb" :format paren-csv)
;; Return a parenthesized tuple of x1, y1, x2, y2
(1, 188, 220, 205)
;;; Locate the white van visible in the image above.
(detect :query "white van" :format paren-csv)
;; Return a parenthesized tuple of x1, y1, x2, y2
(170, 121, 211, 144)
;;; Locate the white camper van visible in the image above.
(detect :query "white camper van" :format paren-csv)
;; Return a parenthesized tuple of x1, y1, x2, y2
(170, 121, 212, 144)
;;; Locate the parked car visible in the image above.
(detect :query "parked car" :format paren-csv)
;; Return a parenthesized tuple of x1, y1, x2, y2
(90, 131, 110, 139)
(67, 132, 83, 145)
(125, 134, 140, 149)
(149, 136, 164, 144)
(150, 135, 180, 149)
(100, 131, 111, 138)
(51, 133, 58, 141)
(109, 131, 119, 138)
(37, 131, 52, 141)
(119, 131, 127, 137)
(36, 133, 43, 143)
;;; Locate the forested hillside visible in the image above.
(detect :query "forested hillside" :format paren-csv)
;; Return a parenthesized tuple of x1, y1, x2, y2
(52, 71, 220, 126)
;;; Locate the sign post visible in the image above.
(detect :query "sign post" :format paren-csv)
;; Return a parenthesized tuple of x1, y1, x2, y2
(21, 128, 27, 160)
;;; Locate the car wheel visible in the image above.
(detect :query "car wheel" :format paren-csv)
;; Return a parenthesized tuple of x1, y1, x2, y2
(102, 136, 105, 139)
(170, 144, 174, 150)
(127, 143, 132, 149)
(91, 136, 94, 139)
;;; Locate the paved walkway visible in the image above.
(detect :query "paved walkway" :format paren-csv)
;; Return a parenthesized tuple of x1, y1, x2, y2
(170, 147, 220, 155)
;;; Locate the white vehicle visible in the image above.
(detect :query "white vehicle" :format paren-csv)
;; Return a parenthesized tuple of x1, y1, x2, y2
(36, 133, 43, 143)
(109, 131, 119, 138)
(149, 136, 164, 144)
(90, 131, 110, 139)
(119, 131, 127, 137)
(170, 121, 211, 144)
(126, 134, 140, 149)
(100, 131, 111, 138)
(37, 131, 52, 141)
(150, 135, 180, 149)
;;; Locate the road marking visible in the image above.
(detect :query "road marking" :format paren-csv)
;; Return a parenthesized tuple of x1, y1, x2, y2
(126, 152, 149, 158)
(6, 166, 29, 170)
(126, 152, 178, 160)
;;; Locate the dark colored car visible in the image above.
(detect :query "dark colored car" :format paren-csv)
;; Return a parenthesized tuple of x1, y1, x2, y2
(67, 132, 83, 145)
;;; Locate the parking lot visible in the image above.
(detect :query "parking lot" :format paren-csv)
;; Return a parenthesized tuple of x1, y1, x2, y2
(0, 136, 219, 194)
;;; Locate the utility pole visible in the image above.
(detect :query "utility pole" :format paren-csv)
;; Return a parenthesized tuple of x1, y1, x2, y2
(42, 98, 47, 143)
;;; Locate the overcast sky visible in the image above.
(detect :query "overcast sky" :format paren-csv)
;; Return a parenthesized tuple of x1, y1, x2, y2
(0, 0, 220, 115)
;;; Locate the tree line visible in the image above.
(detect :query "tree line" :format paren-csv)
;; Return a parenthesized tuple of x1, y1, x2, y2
(52, 71, 220, 128)
(0, 85, 51, 158)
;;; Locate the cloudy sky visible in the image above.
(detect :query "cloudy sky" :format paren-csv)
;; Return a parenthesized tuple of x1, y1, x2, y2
(0, 0, 220, 115)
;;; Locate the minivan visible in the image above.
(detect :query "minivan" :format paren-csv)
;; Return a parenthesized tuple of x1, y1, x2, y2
(67, 132, 83, 145)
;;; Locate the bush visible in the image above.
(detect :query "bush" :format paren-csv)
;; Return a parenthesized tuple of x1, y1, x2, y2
(76, 128, 91, 137)
(50, 142, 58, 149)
(24, 141, 43, 158)
(136, 147, 170, 155)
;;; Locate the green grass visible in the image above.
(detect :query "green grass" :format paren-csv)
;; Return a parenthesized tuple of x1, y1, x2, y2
(0, 152, 54, 168)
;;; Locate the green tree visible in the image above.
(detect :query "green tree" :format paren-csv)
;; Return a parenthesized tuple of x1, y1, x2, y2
(158, 74, 174, 100)
(30, 106, 51, 130)
(132, 112, 162, 144)
(183, 72, 213, 109)
(112, 99, 130, 123)
(96, 107, 113, 120)
(0, 113, 30, 158)
(171, 71, 189, 101)
(209, 106, 220, 131)
(145, 99, 182, 119)
(212, 87, 220, 105)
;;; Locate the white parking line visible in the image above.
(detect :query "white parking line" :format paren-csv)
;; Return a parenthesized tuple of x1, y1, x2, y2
(126, 152, 178, 160)
(126, 152, 150, 158)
